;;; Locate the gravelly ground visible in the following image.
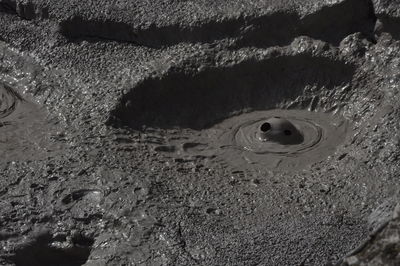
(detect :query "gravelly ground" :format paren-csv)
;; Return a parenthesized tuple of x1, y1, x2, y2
(1, 0, 400, 265)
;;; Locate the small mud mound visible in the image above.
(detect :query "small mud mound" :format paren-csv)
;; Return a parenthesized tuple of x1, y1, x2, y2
(215, 109, 350, 170)
(110, 54, 355, 130)
(7, 232, 94, 266)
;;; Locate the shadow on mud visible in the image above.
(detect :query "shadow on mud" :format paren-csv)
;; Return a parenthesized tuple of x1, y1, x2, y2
(109, 54, 355, 130)
(59, 0, 375, 48)
(376, 17, 400, 40)
(7, 233, 94, 266)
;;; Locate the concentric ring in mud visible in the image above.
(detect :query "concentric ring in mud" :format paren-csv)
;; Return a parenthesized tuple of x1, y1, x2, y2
(234, 116, 323, 155)
(0, 83, 21, 119)
(215, 109, 350, 170)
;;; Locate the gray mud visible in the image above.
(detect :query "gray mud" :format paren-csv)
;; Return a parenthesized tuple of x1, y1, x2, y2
(213, 109, 350, 171)
(1, 0, 400, 265)
(150, 109, 350, 171)
(0, 82, 61, 162)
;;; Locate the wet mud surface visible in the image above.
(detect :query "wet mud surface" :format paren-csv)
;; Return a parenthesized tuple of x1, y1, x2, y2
(150, 109, 350, 171)
(0, 82, 61, 162)
(1, 0, 400, 265)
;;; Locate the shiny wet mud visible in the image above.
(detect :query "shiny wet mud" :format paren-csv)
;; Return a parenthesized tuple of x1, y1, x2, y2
(152, 109, 350, 172)
(0, 82, 62, 162)
(216, 109, 350, 171)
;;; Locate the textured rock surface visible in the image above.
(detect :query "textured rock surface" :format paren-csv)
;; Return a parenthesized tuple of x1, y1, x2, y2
(340, 204, 400, 266)
(0, 0, 400, 265)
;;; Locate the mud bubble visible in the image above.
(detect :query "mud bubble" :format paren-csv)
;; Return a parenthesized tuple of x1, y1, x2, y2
(155, 109, 351, 172)
(213, 109, 350, 171)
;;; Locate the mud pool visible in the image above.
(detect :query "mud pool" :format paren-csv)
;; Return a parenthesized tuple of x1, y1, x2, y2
(1, 0, 400, 265)
(151, 109, 350, 171)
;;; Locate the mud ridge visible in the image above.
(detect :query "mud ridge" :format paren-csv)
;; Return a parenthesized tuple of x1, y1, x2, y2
(109, 54, 355, 130)
(59, 0, 375, 48)
(236, 0, 376, 47)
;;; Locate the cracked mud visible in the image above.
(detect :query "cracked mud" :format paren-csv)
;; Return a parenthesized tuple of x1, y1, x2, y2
(1, 0, 400, 265)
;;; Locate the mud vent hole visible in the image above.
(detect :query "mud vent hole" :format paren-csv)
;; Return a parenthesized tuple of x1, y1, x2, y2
(260, 122, 271, 132)
(8, 235, 94, 266)
(284, 130, 292, 136)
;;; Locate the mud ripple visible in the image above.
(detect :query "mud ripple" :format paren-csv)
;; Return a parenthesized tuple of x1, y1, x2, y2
(233, 115, 322, 155)
(214, 109, 350, 171)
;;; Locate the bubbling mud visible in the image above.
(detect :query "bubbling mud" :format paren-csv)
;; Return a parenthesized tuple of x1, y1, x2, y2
(213, 109, 350, 171)
(153, 109, 350, 172)
(235, 116, 317, 153)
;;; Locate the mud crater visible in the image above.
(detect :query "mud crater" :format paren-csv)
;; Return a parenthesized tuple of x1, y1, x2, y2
(111, 53, 355, 171)
(111, 54, 354, 130)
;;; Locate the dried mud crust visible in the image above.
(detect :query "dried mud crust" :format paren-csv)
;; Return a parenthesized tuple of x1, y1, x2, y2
(2, 0, 376, 48)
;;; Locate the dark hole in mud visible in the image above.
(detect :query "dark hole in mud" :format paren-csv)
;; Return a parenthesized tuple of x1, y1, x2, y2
(110, 54, 355, 130)
(8, 234, 94, 266)
(260, 122, 271, 132)
(284, 129, 292, 136)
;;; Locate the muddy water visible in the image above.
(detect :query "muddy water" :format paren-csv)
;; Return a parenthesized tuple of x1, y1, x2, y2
(155, 109, 350, 172)
(0, 82, 61, 162)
